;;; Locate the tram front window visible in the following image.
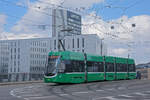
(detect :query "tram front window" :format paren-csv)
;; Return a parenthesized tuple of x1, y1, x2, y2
(45, 56, 60, 76)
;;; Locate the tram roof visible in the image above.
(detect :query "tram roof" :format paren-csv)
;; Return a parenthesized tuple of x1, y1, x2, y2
(49, 51, 135, 64)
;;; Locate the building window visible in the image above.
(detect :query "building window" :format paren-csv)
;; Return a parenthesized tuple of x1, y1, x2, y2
(18, 67, 20, 72)
(82, 38, 84, 48)
(54, 40, 56, 50)
(18, 55, 20, 59)
(11, 48, 12, 53)
(14, 67, 16, 72)
(10, 68, 12, 72)
(63, 39, 65, 48)
(77, 38, 79, 48)
(72, 39, 74, 48)
(18, 48, 20, 53)
(14, 48, 16, 53)
(82, 49, 84, 53)
(14, 61, 16, 66)
(18, 61, 20, 66)
(14, 55, 16, 59)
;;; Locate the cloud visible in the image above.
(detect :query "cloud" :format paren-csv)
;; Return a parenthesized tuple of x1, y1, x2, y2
(82, 14, 150, 64)
(111, 48, 128, 56)
(1, 32, 49, 40)
(11, 0, 104, 36)
(0, 14, 7, 33)
(62, 0, 104, 8)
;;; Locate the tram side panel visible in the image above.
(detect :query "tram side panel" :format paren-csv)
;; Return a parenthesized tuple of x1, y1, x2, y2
(116, 57, 128, 80)
(128, 59, 136, 79)
(86, 55, 105, 82)
(105, 56, 116, 81)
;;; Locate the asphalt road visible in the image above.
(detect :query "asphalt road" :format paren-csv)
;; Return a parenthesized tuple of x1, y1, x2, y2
(1, 79, 150, 100)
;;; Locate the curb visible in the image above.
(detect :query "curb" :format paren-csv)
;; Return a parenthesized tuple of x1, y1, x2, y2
(0, 81, 43, 86)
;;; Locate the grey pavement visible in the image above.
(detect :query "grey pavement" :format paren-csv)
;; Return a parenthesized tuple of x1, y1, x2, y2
(0, 80, 150, 100)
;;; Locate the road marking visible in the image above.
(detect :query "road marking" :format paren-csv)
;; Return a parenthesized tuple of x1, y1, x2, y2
(145, 91, 150, 93)
(20, 94, 43, 97)
(73, 91, 90, 94)
(24, 96, 56, 100)
(59, 94, 69, 96)
(96, 90, 104, 92)
(134, 92, 147, 96)
(10, 90, 15, 97)
(93, 96, 132, 100)
(118, 95, 133, 98)
(118, 87, 126, 90)
(93, 96, 117, 100)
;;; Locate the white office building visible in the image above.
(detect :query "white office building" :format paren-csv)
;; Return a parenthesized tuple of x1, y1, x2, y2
(0, 34, 107, 82)
(0, 42, 9, 82)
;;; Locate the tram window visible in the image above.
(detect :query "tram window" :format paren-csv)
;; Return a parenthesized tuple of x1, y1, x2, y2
(87, 61, 103, 72)
(122, 64, 127, 72)
(99, 62, 104, 72)
(106, 62, 114, 72)
(64, 60, 85, 72)
(128, 64, 135, 72)
(116, 63, 127, 72)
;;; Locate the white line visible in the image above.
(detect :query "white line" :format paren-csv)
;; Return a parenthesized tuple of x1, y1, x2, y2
(118, 95, 133, 98)
(93, 96, 117, 100)
(24, 96, 56, 100)
(134, 92, 147, 96)
(73, 91, 90, 94)
(118, 87, 126, 90)
(10, 90, 15, 97)
(146, 91, 150, 93)
(59, 94, 69, 96)
(96, 90, 104, 92)
(21, 94, 42, 97)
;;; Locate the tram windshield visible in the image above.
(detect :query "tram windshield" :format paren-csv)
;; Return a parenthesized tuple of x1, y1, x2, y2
(45, 56, 60, 76)
(45, 56, 85, 76)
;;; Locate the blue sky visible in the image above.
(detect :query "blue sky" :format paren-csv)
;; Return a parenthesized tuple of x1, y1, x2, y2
(0, 0, 150, 64)
(0, 0, 149, 31)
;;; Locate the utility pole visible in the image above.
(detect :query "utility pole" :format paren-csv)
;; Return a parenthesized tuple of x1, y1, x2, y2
(101, 38, 104, 56)
(127, 44, 131, 59)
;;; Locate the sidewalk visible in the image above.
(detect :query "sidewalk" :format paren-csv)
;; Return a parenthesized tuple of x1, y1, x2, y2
(0, 80, 43, 86)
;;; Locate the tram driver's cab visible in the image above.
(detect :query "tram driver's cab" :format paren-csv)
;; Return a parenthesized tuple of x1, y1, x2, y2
(44, 55, 66, 77)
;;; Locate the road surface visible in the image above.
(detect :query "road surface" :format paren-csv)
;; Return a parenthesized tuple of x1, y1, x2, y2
(0, 79, 150, 100)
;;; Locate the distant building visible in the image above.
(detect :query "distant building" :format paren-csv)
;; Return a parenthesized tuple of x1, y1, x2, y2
(52, 9, 81, 37)
(136, 63, 150, 68)
(0, 34, 107, 82)
(137, 68, 150, 80)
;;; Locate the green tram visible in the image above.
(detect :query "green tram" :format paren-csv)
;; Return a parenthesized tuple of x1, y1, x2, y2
(44, 51, 136, 83)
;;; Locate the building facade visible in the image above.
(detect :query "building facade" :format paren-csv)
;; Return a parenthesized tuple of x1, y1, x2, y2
(0, 34, 107, 82)
(0, 42, 9, 82)
(52, 9, 81, 37)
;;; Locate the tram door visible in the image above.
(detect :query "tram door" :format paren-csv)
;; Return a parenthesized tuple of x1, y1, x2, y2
(105, 57, 116, 81)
